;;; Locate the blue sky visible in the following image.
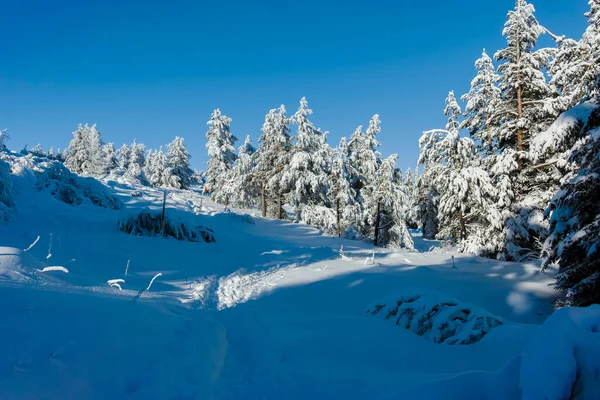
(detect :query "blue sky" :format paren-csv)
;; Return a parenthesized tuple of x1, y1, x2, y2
(0, 0, 591, 172)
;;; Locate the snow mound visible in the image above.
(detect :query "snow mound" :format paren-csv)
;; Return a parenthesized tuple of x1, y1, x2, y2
(0, 247, 48, 283)
(119, 209, 216, 242)
(520, 304, 600, 400)
(36, 162, 120, 209)
(366, 290, 503, 344)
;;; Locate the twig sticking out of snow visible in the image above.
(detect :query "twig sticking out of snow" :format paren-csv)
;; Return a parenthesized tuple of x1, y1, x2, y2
(125, 259, 130, 276)
(108, 279, 125, 290)
(451, 255, 457, 269)
(24, 236, 40, 252)
(365, 251, 375, 265)
(131, 273, 162, 304)
(46, 233, 53, 260)
(339, 245, 352, 261)
(37, 266, 69, 273)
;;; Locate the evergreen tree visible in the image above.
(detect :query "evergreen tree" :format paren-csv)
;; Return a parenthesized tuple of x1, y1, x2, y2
(66, 124, 90, 175)
(493, 0, 553, 153)
(328, 137, 359, 237)
(126, 139, 146, 182)
(419, 92, 502, 254)
(86, 124, 107, 177)
(146, 147, 179, 188)
(253, 105, 292, 218)
(30, 144, 44, 157)
(205, 109, 237, 204)
(167, 136, 194, 189)
(364, 155, 414, 249)
(281, 97, 330, 219)
(460, 49, 501, 153)
(104, 143, 118, 172)
(542, 107, 600, 307)
(118, 144, 131, 170)
(225, 135, 259, 208)
(48, 146, 56, 159)
(347, 115, 383, 237)
(0, 129, 9, 150)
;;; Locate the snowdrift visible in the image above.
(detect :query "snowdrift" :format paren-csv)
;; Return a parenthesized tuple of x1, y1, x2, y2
(398, 304, 600, 400)
(0, 246, 68, 284)
(520, 304, 600, 400)
(367, 290, 503, 344)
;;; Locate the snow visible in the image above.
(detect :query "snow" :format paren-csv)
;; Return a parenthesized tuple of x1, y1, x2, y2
(520, 305, 600, 400)
(0, 154, 594, 399)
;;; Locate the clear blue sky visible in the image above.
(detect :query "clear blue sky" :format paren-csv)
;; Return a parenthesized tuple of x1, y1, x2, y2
(0, 0, 591, 172)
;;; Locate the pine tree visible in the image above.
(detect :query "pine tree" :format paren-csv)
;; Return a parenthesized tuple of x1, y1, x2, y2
(30, 144, 44, 157)
(328, 137, 359, 237)
(281, 97, 330, 219)
(460, 49, 501, 153)
(65, 124, 90, 175)
(166, 136, 194, 189)
(224, 135, 259, 208)
(0, 129, 9, 150)
(419, 92, 502, 254)
(118, 144, 131, 171)
(486, 0, 559, 260)
(104, 143, 118, 172)
(86, 124, 107, 177)
(253, 105, 292, 218)
(205, 109, 237, 204)
(347, 115, 383, 237)
(542, 108, 600, 307)
(493, 0, 553, 153)
(146, 147, 179, 188)
(48, 146, 56, 159)
(365, 155, 414, 249)
(126, 139, 146, 182)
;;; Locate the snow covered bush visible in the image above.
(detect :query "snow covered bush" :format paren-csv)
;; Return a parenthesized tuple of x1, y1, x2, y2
(119, 209, 215, 243)
(366, 290, 503, 344)
(36, 162, 121, 209)
(0, 159, 14, 223)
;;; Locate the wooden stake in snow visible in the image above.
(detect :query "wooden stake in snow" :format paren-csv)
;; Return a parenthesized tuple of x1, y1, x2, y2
(131, 272, 162, 304)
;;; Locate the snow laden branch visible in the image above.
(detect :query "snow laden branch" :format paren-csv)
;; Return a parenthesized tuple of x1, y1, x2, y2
(131, 273, 162, 304)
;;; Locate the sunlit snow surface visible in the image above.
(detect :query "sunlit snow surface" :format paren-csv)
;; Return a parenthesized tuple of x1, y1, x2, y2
(2, 162, 597, 399)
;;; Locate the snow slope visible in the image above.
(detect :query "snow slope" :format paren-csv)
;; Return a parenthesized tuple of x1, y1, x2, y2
(0, 159, 584, 399)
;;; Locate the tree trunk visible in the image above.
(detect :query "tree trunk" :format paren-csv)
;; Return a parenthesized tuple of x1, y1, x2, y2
(458, 209, 467, 240)
(278, 190, 283, 220)
(517, 86, 524, 152)
(336, 198, 341, 237)
(261, 181, 266, 218)
(373, 200, 381, 246)
(516, 11, 524, 154)
(160, 190, 167, 236)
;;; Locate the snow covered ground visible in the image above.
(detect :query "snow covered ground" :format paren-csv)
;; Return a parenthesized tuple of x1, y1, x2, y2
(0, 163, 595, 399)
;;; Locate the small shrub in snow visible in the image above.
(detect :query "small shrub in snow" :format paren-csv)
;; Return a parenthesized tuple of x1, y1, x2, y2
(36, 162, 120, 209)
(366, 290, 502, 344)
(118, 209, 215, 243)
